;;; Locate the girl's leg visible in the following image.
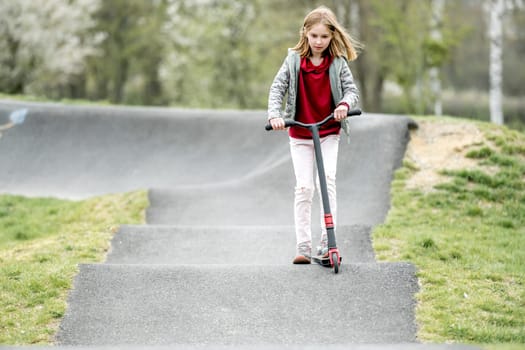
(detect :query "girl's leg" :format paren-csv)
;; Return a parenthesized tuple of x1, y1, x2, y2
(316, 134, 340, 252)
(289, 137, 315, 257)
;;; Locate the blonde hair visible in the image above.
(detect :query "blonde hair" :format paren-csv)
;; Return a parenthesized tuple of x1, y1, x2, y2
(292, 6, 361, 61)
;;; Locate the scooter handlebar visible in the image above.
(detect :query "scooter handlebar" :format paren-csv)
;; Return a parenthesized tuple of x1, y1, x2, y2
(265, 108, 362, 131)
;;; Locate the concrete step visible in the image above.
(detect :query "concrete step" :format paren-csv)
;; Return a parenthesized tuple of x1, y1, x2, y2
(145, 184, 295, 226)
(106, 224, 376, 265)
(56, 263, 418, 346)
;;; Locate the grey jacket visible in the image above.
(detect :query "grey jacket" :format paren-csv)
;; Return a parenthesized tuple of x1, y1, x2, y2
(267, 49, 359, 137)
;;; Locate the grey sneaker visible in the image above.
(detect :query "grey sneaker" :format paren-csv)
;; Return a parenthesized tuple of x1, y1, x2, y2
(317, 236, 328, 256)
(316, 245, 328, 257)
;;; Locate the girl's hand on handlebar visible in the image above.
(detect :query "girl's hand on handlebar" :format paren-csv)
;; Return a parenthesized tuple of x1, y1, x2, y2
(334, 104, 349, 122)
(269, 117, 286, 131)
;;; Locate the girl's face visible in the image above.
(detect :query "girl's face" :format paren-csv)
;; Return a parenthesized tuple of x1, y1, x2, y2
(306, 23, 332, 56)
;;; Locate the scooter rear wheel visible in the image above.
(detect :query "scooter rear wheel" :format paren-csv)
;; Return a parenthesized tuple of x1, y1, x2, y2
(332, 252, 339, 274)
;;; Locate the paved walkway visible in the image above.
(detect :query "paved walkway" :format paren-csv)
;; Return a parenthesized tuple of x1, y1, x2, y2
(0, 101, 477, 349)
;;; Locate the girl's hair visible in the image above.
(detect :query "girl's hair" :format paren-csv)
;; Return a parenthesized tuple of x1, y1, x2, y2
(292, 6, 361, 61)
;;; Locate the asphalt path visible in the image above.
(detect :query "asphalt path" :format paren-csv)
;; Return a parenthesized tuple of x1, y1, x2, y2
(0, 101, 478, 349)
(0, 99, 413, 228)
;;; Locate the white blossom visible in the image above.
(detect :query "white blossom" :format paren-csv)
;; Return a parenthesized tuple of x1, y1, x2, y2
(0, 0, 101, 93)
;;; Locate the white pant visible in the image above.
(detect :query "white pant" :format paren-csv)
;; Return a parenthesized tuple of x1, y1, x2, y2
(289, 134, 340, 256)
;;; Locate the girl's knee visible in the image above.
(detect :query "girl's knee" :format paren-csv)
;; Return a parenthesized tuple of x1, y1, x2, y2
(295, 185, 314, 198)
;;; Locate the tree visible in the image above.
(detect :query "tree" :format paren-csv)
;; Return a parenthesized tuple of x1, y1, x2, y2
(161, 0, 299, 109)
(487, 0, 524, 125)
(83, 0, 168, 105)
(488, 0, 505, 125)
(367, 0, 432, 114)
(503, 1, 525, 96)
(0, 0, 100, 96)
(206, 1, 257, 109)
(428, 0, 445, 116)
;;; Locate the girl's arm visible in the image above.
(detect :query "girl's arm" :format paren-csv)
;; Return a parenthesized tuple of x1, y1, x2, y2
(339, 61, 359, 109)
(267, 57, 291, 120)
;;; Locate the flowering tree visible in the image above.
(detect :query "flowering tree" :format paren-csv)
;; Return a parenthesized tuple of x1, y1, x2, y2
(0, 0, 100, 95)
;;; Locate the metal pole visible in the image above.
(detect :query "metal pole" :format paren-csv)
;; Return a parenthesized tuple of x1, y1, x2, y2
(310, 126, 337, 249)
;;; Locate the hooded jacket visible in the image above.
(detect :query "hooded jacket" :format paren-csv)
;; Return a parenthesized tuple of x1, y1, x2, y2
(267, 49, 359, 137)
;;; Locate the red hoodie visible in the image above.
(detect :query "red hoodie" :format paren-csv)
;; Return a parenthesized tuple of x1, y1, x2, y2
(289, 55, 341, 139)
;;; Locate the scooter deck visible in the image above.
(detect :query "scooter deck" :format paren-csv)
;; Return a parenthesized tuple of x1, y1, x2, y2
(312, 255, 341, 267)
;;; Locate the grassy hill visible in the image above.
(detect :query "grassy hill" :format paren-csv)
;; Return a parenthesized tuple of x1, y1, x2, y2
(374, 117, 525, 346)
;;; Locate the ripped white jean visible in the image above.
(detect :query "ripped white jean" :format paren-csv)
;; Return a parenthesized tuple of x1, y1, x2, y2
(289, 134, 340, 256)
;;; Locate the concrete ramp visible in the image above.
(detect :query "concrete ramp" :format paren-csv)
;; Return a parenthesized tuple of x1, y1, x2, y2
(0, 101, 285, 199)
(0, 100, 449, 348)
(0, 100, 413, 228)
(145, 113, 414, 227)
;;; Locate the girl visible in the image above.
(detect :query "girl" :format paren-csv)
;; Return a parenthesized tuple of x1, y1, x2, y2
(267, 6, 360, 264)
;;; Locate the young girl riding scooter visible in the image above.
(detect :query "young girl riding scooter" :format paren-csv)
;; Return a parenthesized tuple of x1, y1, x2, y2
(267, 6, 361, 264)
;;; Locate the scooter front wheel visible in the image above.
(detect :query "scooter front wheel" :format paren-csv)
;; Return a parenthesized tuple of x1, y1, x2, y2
(332, 252, 340, 274)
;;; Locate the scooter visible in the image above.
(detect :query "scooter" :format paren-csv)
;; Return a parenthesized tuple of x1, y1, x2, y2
(266, 109, 362, 273)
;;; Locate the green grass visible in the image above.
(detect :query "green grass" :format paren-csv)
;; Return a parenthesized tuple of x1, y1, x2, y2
(373, 117, 525, 346)
(0, 191, 148, 344)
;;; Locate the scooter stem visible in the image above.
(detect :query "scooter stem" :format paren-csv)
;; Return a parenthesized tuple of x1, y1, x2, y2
(310, 126, 337, 250)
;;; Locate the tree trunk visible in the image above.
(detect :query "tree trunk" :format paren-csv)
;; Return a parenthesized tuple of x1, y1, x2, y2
(111, 58, 129, 104)
(489, 0, 504, 125)
(348, 0, 373, 111)
(429, 0, 445, 116)
(5, 36, 25, 94)
(372, 73, 384, 112)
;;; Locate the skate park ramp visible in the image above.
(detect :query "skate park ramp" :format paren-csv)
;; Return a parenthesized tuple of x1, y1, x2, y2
(0, 100, 478, 349)
(1, 100, 412, 226)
